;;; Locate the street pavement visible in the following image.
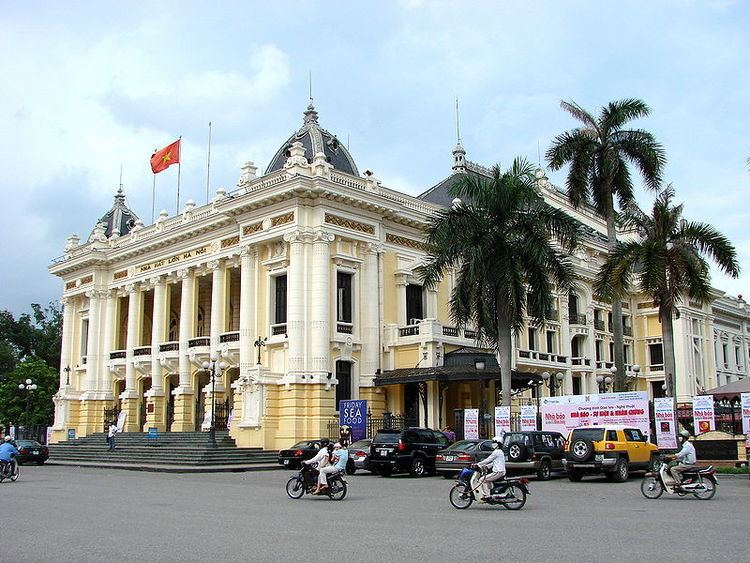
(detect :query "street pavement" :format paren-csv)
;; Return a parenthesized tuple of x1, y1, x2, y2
(3, 465, 748, 562)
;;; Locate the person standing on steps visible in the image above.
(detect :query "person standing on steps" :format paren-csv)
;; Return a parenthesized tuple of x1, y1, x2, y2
(107, 421, 119, 451)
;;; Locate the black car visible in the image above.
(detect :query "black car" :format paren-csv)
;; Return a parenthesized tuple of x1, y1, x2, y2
(278, 440, 328, 469)
(435, 439, 495, 478)
(502, 431, 566, 480)
(15, 440, 49, 465)
(369, 427, 449, 477)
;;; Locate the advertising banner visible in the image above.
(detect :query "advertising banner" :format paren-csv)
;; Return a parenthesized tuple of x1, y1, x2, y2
(654, 397, 677, 450)
(540, 391, 650, 437)
(339, 400, 368, 442)
(692, 395, 715, 435)
(520, 405, 538, 431)
(464, 409, 479, 439)
(494, 406, 511, 437)
(116, 411, 127, 433)
(741, 393, 750, 449)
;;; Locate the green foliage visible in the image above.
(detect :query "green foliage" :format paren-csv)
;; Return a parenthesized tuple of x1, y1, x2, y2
(0, 301, 62, 384)
(0, 358, 57, 427)
(418, 157, 579, 341)
(595, 186, 740, 311)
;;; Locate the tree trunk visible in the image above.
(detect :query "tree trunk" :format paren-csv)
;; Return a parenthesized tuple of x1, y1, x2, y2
(604, 188, 627, 391)
(660, 306, 677, 400)
(497, 310, 513, 407)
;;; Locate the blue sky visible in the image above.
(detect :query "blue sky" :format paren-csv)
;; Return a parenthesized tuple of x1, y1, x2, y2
(1, 0, 748, 315)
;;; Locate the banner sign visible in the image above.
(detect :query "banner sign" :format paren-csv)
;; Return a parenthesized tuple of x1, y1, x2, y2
(741, 393, 750, 449)
(494, 406, 511, 437)
(654, 397, 677, 450)
(339, 400, 368, 442)
(540, 391, 650, 438)
(520, 405, 538, 431)
(116, 411, 127, 433)
(464, 408, 479, 439)
(692, 395, 715, 434)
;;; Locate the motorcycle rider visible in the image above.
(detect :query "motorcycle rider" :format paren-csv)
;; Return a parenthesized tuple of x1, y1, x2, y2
(474, 435, 507, 501)
(319, 442, 349, 485)
(669, 430, 697, 487)
(303, 438, 331, 494)
(0, 435, 19, 474)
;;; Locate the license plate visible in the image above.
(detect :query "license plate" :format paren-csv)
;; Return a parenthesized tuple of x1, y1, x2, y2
(379, 448, 392, 456)
(33, 451, 39, 455)
(595, 454, 604, 462)
(445, 455, 455, 462)
(283, 459, 289, 465)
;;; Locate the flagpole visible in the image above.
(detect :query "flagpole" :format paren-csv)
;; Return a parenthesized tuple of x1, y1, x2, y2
(152, 173, 156, 223)
(206, 122, 212, 204)
(176, 135, 182, 214)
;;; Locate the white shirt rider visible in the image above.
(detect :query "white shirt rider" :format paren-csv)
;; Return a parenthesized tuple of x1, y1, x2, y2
(477, 447, 507, 474)
(674, 440, 696, 464)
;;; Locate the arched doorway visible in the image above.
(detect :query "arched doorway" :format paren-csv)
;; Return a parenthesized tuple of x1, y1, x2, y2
(194, 370, 210, 431)
(138, 376, 152, 430)
(165, 374, 178, 430)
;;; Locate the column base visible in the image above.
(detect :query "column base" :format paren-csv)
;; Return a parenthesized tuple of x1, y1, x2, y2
(78, 398, 108, 436)
(144, 390, 167, 432)
(171, 391, 195, 432)
(120, 397, 141, 432)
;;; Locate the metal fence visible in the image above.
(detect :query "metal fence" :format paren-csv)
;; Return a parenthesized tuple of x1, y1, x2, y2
(9, 424, 48, 444)
(326, 412, 418, 440)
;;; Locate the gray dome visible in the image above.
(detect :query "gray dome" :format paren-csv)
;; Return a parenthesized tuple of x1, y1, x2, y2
(265, 103, 359, 176)
(92, 187, 139, 239)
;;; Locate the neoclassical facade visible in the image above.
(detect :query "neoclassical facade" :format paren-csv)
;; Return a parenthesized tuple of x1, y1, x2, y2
(49, 104, 746, 447)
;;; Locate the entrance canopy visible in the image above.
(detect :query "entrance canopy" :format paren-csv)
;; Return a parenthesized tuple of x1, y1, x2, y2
(704, 378, 750, 401)
(374, 347, 541, 389)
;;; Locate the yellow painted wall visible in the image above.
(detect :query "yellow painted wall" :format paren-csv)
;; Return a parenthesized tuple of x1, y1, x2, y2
(646, 315, 662, 337)
(395, 346, 420, 369)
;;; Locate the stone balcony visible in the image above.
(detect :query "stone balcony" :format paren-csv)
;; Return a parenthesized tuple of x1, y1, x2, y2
(517, 349, 568, 366)
(384, 318, 479, 348)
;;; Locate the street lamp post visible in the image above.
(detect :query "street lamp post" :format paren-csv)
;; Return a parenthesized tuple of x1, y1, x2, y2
(625, 364, 641, 390)
(596, 368, 614, 393)
(541, 371, 564, 396)
(18, 378, 38, 428)
(529, 379, 542, 429)
(63, 365, 71, 386)
(201, 354, 227, 448)
(254, 336, 267, 365)
(474, 359, 486, 436)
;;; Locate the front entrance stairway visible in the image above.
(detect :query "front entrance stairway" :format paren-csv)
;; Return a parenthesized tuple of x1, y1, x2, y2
(47, 431, 279, 473)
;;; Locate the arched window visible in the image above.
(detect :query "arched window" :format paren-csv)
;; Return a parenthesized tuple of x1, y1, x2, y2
(335, 360, 352, 408)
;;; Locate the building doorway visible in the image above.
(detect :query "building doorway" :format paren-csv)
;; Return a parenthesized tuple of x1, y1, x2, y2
(335, 360, 352, 410)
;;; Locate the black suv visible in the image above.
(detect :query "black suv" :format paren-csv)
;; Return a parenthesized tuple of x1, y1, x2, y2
(502, 431, 566, 480)
(369, 427, 449, 477)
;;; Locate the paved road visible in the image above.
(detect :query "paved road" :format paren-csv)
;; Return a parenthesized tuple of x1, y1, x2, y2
(3, 465, 747, 562)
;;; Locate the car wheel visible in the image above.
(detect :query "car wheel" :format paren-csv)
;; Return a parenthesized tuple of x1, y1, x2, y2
(410, 457, 426, 477)
(613, 457, 629, 482)
(536, 459, 552, 481)
(568, 469, 584, 482)
(507, 442, 527, 462)
(378, 465, 392, 477)
(570, 439, 594, 462)
(37, 461, 45, 466)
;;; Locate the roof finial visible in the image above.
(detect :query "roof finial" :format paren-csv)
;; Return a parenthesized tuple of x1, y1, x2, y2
(303, 71, 319, 124)
(309, 70, 313, 104)
(119, 162, 123, 190)
(455, 97, 461, 145)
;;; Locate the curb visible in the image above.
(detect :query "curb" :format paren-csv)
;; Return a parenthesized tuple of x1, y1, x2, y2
(45, 461, 283, 474)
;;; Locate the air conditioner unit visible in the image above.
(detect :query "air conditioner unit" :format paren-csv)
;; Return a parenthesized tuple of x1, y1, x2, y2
(409, 318, 422, 325)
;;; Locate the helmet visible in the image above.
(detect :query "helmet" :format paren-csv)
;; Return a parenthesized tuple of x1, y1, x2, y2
(3, 436, 11, 442)
(492, 435, 504, 449)
(319, 438, 330, 447)
(679, 430, 691, 440)
(333, 442, 342, 449)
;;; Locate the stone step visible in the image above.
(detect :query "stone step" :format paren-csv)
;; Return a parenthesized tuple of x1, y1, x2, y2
(47, 456, 278, 466)
(45, 460, 282, 473)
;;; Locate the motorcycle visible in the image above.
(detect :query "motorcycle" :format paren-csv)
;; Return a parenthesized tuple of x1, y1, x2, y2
(0, 456, 20, 483)
(449, 467, 529, 510)
(640, 455, 717, 500)
(286, 462, 347, 501)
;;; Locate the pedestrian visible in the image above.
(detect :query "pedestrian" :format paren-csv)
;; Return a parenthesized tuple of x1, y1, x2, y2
(442, 426, 456, 443)
(107, 420, 119, 451)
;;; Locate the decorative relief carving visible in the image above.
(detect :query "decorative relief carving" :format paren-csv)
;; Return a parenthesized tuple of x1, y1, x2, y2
(385, 233, 429, 252)
(271, 211, 295, 227)
(313, 229, 335, 244)
(65, 281, 77, 290)
(80, 275, 94, 285)
(324, 213, 375, 235)
(113, 270, 128, 280)
(242, 222, 262, 237)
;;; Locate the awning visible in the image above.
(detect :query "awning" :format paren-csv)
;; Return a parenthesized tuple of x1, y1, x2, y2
(704, 378, 750, 401)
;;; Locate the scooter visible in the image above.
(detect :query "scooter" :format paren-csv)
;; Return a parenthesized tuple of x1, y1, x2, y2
(0, 456, 20, 483)
(640, 455, 717, 500)
(285, 462, 347, 501)
(449, 466, 529, 510)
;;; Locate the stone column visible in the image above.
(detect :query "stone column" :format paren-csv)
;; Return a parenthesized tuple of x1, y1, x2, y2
(120, 283, 142, 432)
(239, 245, 257, 376)
(426, 287, 438, 319)
(208, 259, 227, 395)
(58, 297, 75, 389)
(146, 276, 167, 431)
(310, 230, 334, 380)
(99, 290, 117, 396)
(84, 290, 102, 393)
(396, 275, 407, 326)
(361, 245, 381, 388)
(283, 230, 307, 377)
(173, 268, 196, 431)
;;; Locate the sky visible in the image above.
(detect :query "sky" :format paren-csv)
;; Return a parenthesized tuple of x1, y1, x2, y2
(1, 0, 749, 315)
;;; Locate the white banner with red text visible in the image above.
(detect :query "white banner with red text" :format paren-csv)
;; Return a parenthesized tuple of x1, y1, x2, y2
(692, 395, 715, 434)
(520, 405, 538, 431)
(540, 391, 650, 438)
(464, 408, 479, 439)
(654, 397, 677, 449)
(741, 393, 750, 448)
(494, 406, 511, 437)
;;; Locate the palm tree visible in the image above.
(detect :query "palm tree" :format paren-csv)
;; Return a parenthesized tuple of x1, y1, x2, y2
(595, 186, 739, 398)
(546, 98, 667, 391)
(419, 157, 579, 406)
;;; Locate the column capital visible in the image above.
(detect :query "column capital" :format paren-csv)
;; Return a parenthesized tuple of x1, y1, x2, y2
(207, 258, 224, 271)
(364, 242, 384, 256)
(283, 229, 306, 244)
(147, 274, 166, 287)
(175, 267, 193, 280)
(239, 244, 256, 258)
(124, 282, 140, 294)
(313, 229, 335, 244)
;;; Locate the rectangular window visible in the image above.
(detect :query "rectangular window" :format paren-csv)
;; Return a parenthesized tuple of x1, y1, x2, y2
(405, 284, 423, 324)
(546, 331, 556, 354)
(722, 343, 728, 365)
(595, 340, 603, 362)
(571, 337, 580, 358)
(735, 346, 741, 366)
(649, 343, 664, 368)
(624, 345, 630, 364)
(572, 376, 581, 395)
(528, 328, 537, 351)
(607, 311, 613, 332)
(80, 319, 89, 356)
(336, 272, 353, 323)
(335, 360, 352, 407)
(609, 342, 614, 362)
(274, 275, 287, 324)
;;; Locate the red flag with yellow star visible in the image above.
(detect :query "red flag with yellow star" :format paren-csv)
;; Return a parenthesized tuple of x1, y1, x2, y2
(150, 139, 181, 174)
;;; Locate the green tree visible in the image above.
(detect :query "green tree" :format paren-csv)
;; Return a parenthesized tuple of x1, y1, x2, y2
(419, 157, 579, 406)
(0, 301, 62, 383)
(547, 98, 667, 391)
(595, 186, 739, 397)
(0, 358, 58, 427)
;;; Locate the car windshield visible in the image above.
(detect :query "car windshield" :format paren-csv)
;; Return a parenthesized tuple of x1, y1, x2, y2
(349, 440, 371, 449)
(373, 432, 400, 444)
(16, 440, 41, 448)
(447, 441, 477, 451)
(290, 441, 314, 449)
(570, 429, 605, 441)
